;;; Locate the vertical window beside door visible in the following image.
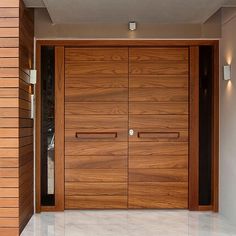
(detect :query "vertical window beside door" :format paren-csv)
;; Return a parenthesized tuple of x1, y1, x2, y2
(41, 46, 55, 206)
(199, 46, 213, 206)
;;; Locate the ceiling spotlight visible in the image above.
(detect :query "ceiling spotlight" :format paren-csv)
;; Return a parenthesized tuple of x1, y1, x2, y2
(129, 21, 137, 31)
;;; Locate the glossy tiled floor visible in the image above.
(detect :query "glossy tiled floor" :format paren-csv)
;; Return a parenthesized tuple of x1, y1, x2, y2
(21, 210, 236, 236)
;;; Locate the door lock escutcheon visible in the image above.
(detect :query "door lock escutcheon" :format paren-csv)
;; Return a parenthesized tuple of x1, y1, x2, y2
(129, 129, 134, 136)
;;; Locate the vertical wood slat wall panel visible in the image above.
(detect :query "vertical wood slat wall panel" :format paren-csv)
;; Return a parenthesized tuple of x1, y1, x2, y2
(0, 0, 34, 235)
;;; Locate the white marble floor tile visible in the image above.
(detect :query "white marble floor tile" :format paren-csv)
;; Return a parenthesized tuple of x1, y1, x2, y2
(21, 210, 236, 236)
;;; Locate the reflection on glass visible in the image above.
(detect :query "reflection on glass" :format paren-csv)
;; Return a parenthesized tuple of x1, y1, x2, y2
(41, 46, 55, 206)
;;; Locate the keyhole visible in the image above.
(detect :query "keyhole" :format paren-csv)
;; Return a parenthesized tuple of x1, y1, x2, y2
(129, 129, 134, 136)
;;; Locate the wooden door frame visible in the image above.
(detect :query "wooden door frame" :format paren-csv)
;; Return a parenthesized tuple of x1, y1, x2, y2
(36, 45, 65, 212)
(35, 40, 219, 212)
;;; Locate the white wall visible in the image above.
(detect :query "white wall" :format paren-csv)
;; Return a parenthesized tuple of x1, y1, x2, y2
(220, 7, 236, 226)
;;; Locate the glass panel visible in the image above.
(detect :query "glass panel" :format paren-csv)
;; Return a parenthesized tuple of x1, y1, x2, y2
(199, 46, 213, 206)
(41, 46, 55, 206)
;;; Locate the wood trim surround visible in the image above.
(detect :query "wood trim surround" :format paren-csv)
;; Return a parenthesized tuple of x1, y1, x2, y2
(36, 40, 219, 212)
(198, 205, 213, 211)
(35, 43, 41, 213)
(212, 42, 219, 212)
(36, 46, 65, 212)
(54, 46, 65, 211)
(37, 40, 218, 47)
(189, 46, 199, 210)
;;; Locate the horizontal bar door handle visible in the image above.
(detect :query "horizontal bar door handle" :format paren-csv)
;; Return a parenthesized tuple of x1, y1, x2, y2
(75, 132, 118, 139)
(137, 132, 180, 139)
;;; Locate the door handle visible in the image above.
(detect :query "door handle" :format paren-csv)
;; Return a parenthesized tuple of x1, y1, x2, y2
(75, 132, 117, 139)
(137, 132, 180, 139)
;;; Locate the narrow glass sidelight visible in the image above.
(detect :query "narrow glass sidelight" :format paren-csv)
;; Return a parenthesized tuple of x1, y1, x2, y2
(199, 46, 213, 206)
(40, 46, 55, 206)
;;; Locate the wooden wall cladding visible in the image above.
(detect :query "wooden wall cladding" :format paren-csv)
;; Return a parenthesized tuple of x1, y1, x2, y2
(0, 0, 34, 235)
(0, 2, 20, 235)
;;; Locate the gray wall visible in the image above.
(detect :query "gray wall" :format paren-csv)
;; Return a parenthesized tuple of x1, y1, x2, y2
(34, 5, 236, 226)
(220, 7, 236, 226)
(34, 8, 221, 39)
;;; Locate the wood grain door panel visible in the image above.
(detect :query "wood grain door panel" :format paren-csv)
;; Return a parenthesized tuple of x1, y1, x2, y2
(128, 47, 189, 209)
(129, 75, 188, 88)
(65, 47, 128, 209)
(65, 196, 127, 209)
(65, 46, 189, 209)
(129, 155, 188, 169)
(66, 141, 127, 156)
(65, 47, 128, 61)
(65, 102, 128, 115)
(129, 169, 188, 182)
(65, 169, 127, 182)
(129, 182, 188, 208)
(130, 115, 188, 129)
(66, 62, 128, 76)
(65, 76, 128, 88)
(129, 62, 188, 75)
(65, 115, 127, 129)
(129, 88, 188, 102)
(65, 182, 127, 196)
(65, 88, 128, 102)
(129, 48, 188, 62)
(129, 102, 188, 115)
(65, 156, 127, 169)
(129, 142, 188, 156)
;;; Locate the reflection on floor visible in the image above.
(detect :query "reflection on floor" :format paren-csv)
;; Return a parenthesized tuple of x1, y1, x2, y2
(21, 210, 236, 236)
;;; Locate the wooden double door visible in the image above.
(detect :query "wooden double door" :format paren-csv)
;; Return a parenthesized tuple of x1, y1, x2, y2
(64, 47, 189, 209)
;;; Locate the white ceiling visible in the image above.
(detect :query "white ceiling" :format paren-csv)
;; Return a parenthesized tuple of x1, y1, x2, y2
(24, 0, 236, 24)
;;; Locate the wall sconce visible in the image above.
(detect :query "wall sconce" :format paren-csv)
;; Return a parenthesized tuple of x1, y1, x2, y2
(29, 69, 37, 119)
(30, 69, 37, 84)
(223, 65, 231, 81)
(129, 21, 137, 31)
